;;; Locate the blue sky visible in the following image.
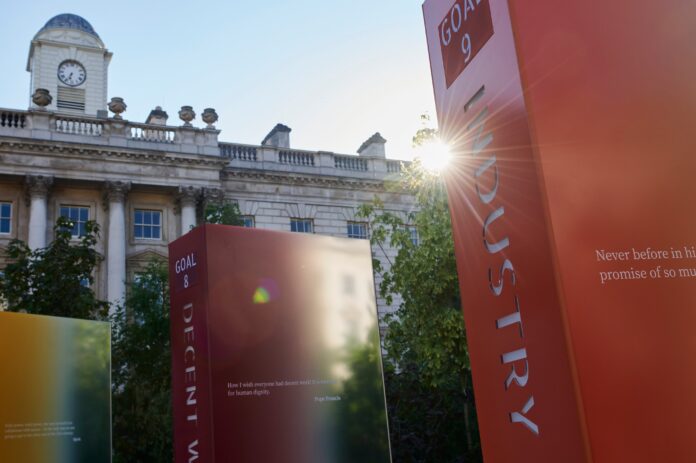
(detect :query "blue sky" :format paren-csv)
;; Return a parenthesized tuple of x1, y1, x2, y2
(0, 1, 436, 160)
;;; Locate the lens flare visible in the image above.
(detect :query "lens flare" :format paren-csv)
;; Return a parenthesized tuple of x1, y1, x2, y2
(416, 139, 452, 173)
(252, 277, 279, 304)
(252, 287, 270, 304)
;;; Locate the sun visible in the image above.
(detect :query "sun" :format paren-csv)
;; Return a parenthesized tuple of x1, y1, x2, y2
(415, 138, 453, 173)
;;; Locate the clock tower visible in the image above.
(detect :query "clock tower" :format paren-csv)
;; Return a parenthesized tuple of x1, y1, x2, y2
(27, 13, 112, 115)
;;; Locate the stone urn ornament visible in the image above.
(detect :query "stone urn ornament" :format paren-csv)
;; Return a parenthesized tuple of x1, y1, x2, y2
(108, 97, 127, 119)
(201, 108, 219, 129)
(32, 88, 52, 109)
(179, 106, 195, 127)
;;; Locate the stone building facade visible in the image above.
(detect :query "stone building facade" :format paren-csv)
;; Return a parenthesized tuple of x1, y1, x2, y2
(0, 14, 414, 324)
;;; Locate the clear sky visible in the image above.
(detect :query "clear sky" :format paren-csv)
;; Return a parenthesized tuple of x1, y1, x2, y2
(0, 1, 437, 160)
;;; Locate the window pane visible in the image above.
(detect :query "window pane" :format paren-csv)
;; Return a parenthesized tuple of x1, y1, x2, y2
(134, 210, 163, 239)
(0, 203, 10, 233)
(59, 206, 89, 237)
(347, 222, 366, 239)
(404, 225, 419, 245)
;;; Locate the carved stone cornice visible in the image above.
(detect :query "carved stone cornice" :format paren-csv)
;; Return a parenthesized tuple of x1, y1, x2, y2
(25, 174, 54, 200)
(0, 139, 228, 169)
(103, 180, 131, 204)
(221, 169, 395, 192)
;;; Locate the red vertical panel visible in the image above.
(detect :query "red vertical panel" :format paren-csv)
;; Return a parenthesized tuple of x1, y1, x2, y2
(169, 227, 215, 463)
(169, 225, 392, 462)
(423, 1, 589, 461)
(425, 0, 696, 461)
(508, 1, 696, 462)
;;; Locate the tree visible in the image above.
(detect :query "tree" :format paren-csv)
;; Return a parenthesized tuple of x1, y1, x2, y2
(203, 200, 244, 226)
(0, 216, 108, 319)
(111, 259, 172, 463)
(357, 121, 482, 462)
(110, 198, 244, 462)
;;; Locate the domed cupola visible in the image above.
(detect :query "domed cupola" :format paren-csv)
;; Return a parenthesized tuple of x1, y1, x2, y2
(27, 14, 112, 115)
(38, 14, 100, 39)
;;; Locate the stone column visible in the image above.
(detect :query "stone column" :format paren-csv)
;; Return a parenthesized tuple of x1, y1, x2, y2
(178, 186, 200, 235)
(25, 175, 53, 250)
(104, 181, 131, 308)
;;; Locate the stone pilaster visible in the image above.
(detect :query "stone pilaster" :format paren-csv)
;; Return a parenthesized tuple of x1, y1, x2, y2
(25, 174, 53, 250)
(103, 180, 131, 309)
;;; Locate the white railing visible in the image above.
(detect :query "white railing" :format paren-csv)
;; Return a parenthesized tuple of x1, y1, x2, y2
(219, 143, 257, 161)
(335, 155, 368, 171)
(387, 160, 403, 173)
(55, 117, 103, 136)
(128, 123, 176, 143)
(279, 150, 315, 166)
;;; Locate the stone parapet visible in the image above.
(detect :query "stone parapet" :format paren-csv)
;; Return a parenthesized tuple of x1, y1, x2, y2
(0, 107, 410, 182)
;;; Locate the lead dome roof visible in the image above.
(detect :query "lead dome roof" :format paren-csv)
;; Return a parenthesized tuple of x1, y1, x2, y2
(38, 14, 99, 38)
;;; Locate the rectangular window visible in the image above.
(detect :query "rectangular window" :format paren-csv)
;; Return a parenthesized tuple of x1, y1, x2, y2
(242, 216, 255, 228)
(134, 209, 162, 240)
(347, 221, 368, 239)
(60, 205, 89, 237)
(290, 218, 313, 233)
(407, 225, 419, 246)
(0, 203, 11, 234)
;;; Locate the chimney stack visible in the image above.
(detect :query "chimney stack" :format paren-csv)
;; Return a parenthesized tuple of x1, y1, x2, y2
(262, 123, 291, 148)
(357, 132, 386, 158)
(145, 106, 169, 126)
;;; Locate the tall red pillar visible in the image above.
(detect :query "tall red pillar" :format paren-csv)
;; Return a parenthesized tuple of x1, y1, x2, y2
(423, 1, 696, 461)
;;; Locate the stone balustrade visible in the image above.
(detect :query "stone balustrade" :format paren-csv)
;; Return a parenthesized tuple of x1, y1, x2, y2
(335, 154, 368, 171)
(278, 149, 315, 166)
(55, 116, 103, 136)
(219, 143, 257, 161)
(387, 160, 403, 173)
(0, 108, 410, 179)
(128, 122, 176, 143)
(1, 110, 27, 128)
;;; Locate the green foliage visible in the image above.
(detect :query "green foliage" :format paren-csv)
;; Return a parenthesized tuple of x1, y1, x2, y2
(204, 201, 244, 226)
(357, 128, 482, 461)
(336, 330, 392, 463)
(111, 259, 172, 463)
(412, 113, 439, 148)
(0, 216, 108, 319)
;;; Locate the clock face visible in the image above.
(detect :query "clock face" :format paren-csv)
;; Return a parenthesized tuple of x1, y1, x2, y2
(57, 60, 86, 87)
